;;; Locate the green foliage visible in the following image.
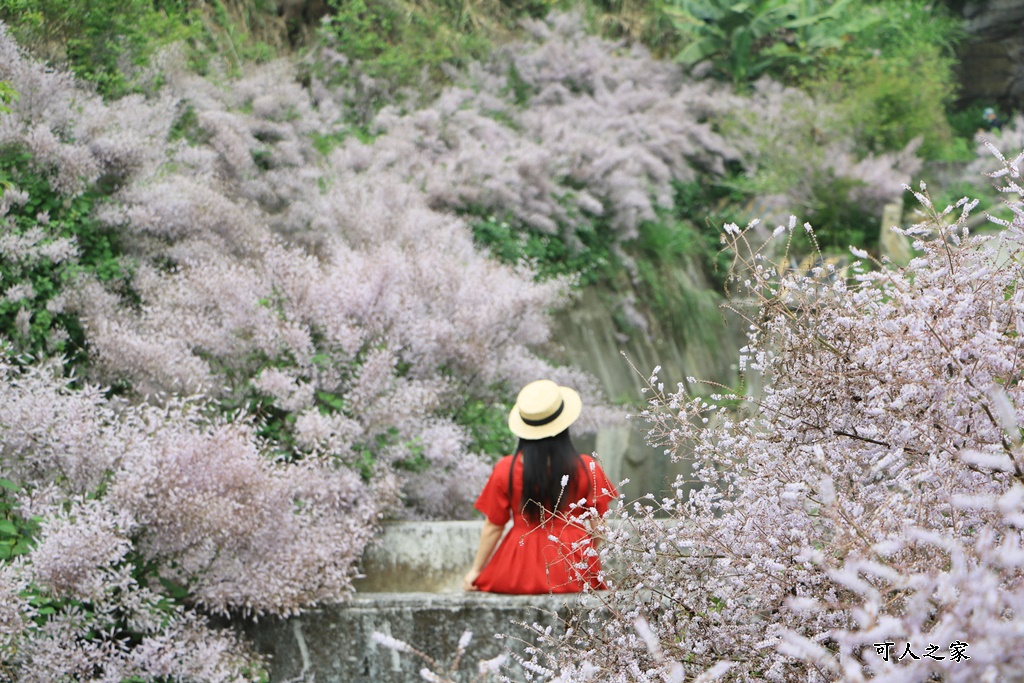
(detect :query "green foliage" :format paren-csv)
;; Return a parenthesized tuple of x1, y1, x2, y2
(630, 220, 725, 345)
(192, 0, 280, 71)
(350, 427, 426, 481)
(800, 174, 879, 252)
(948, 101, 1008, 140)
(206, 351, 304, 459)
(0, 146, 132, 368)
(663, 0, 876, 87)
(666, 179, 744, 288)
(309, 124, 377, 156)
(0, 478, 73, 650)
(657, 0, 966, 160)
(831, 48, 959, 159)
(503, 62, 534, 107)
(323, 0, 401, 63)
(0, 81, 16, 116)
(802, 0, 965, 160)
(621, 180, 744, 340)
(0, 0, 290, 95)
(716, 165, 884, 255)
(453, 394, 517, 457)
(583, 0, 682, 57)
(0, 84, 14, 195)
(469, 212, 615, 285)
(168, 104, 209, 146)
(0, 0, 200, 96)
(319, 0, 494, 96)
(0, 478, 38, 561)
(215, 345, 423, 479)
(469, 180, 735, 341)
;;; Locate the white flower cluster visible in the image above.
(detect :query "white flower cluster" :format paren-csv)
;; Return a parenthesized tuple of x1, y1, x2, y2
(0, 354, 394, 677)
(536, 149, 1024, 681)
(336, 14, 918, 251)
(0, 17, 617, 524)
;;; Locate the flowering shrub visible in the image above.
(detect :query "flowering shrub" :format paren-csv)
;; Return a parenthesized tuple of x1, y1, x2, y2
(0, 10, 959, 680)
(0, 17, 618, 519)
(0, 16, 620, 677)
(0, 360, 277, 679)
(340, 14, 920, 261)
(967, 115, 1024, 180)
(0, 150, 129, 365)
(528, 147, 1024, 682)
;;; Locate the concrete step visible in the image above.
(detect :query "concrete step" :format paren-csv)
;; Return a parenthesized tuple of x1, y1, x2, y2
(350, 519, 652, 594)
(353, 521, 483, 593)
(236, 521, 634, 681)
(240, 591, 595, 683)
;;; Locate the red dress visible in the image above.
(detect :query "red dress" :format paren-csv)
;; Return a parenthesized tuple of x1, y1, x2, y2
(473, 453, 618, 594)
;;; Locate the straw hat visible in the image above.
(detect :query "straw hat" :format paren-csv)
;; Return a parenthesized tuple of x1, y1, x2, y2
(508, 379, 582, 440)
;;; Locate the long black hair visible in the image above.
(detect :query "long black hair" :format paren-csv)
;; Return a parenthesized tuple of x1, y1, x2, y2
(508, 428, 585, 524)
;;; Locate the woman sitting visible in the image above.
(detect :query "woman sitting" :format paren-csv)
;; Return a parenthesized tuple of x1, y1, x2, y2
(462, 379, 617, 594)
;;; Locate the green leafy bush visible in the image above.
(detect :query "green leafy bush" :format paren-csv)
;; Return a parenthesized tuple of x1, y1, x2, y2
(0, 80, 14, 114)
(0, 478, 37, 561)
(584, 0, 681, 56)
(320, 0, 493, 93)
(663, 0, 877, 88)
(667, 179, 744, 286)
(468, 179, 736, 339)
(657, 0, 965, 161)
(196, 0, 280, 67)
(805, 0, 965, 160)
(800, 174, 879, 252)
(843, 64, 955, 159)
(469, 211, 615, 286)
(452, 393, 517, 458)
(948, 101, 1008, 140)
(630, 219, 726, 346)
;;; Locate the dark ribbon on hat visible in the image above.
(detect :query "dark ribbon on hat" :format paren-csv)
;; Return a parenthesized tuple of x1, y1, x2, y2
(520, 400, 564, 426)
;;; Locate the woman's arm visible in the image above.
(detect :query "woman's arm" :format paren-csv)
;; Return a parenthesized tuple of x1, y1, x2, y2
(462, 520, 505, 591)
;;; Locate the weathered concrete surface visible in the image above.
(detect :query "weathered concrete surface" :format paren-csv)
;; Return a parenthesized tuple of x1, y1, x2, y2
(351, 520, 651, 594)
(236, 523, 669, 680)
(240, 592, 596, 683)
(353, 521, 485, 593)
(239, 522, 624, 680)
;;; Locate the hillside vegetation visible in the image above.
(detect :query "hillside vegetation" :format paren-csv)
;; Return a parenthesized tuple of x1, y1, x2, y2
(1, 0, 1023, 679)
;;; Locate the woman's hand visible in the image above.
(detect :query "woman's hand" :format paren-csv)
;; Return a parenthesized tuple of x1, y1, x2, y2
(463, 519, 505, 592)
(462, 568, 481, 592)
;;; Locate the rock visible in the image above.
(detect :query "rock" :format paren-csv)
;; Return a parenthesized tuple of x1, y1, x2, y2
(957, 0, 1024, 107)
(879, 199, 913, 266)
(962, 0, 1024, 38)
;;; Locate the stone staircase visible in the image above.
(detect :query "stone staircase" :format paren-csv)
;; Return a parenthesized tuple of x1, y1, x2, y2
(237, 521, 594, 683)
